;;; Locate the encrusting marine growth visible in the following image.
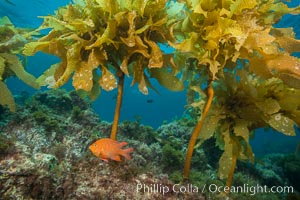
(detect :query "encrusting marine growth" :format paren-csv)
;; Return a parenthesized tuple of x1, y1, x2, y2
(1, 0, 299, 194)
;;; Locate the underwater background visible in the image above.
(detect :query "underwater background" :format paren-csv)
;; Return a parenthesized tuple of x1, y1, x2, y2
(1, 0, 299, 158)
(1, 0, 300, 199)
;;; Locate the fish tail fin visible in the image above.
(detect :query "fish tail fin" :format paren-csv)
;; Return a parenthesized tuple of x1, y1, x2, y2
(118, 142, 128, 147)
(121, 147, 134, 160)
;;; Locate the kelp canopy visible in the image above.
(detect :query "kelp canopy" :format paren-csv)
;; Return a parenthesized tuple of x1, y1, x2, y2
(23, 0, 184, 100)
(17, 0, 300, 186)
(173, 0, 300, 84)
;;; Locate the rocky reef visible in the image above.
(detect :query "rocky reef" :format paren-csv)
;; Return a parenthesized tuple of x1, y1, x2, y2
(0, 89, 299, 200)
(0, 90, 202, 199)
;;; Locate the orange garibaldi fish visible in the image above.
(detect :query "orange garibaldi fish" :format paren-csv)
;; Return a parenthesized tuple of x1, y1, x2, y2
(89, 138, 134, 162)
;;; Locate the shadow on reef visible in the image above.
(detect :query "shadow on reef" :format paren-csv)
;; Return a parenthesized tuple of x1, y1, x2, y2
(0, 89, 299, 199)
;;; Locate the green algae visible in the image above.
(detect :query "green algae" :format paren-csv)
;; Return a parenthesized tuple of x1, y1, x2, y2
(162, 144, 184, 171)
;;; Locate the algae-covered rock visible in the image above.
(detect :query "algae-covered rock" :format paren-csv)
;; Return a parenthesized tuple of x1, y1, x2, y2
(283, 155, 300, 192)
(0, 133, 14, 158)
(33, 153, 58, 171)
(119, 120, 157, 144)
(162, 144, 184, 171)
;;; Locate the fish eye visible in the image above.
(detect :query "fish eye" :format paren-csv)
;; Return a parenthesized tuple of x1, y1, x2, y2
(94, 144, 97, 147)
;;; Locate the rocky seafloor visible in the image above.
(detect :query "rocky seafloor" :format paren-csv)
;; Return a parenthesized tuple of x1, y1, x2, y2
(0, 90, 299, 200)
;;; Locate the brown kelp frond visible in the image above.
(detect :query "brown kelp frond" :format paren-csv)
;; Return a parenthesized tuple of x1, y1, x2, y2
(170, 0, 300, 85)
(0, 16, 39, 112)
(0, 81, 15, 112)
(23, 0, 185, 99)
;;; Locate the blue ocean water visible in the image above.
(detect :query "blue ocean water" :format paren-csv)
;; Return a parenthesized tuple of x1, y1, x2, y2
(1, 0, 300, 156)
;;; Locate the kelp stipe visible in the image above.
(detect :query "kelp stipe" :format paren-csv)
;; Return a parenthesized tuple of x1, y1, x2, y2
(110, 70, 124, 140)
(183, 79, 214, 180)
